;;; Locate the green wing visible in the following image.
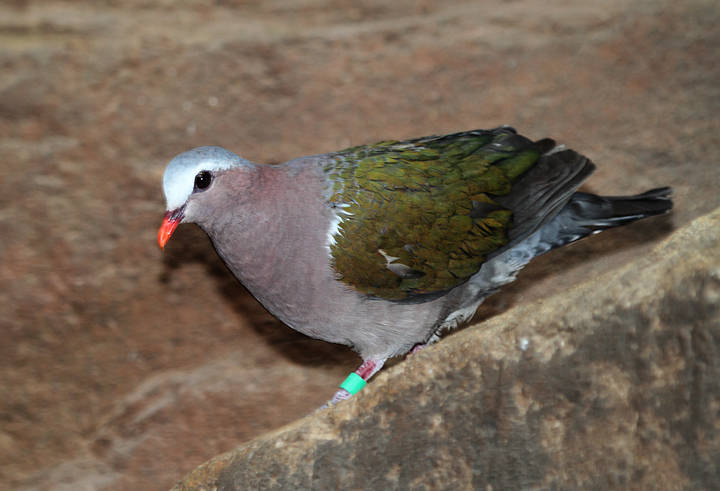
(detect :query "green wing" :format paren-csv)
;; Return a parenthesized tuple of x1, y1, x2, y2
(325, 127, 540, 300)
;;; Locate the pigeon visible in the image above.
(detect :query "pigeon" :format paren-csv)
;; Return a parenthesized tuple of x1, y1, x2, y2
(158, 126, 673, 404)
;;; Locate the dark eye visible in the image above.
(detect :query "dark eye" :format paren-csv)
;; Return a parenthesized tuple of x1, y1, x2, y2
(194, 171, 212, 191)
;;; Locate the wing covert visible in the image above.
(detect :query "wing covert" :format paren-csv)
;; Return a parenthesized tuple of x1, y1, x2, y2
(325, 127, 540, 300)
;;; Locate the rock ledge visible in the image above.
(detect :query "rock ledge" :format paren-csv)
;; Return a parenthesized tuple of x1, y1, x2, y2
(174, 208, 720, 491)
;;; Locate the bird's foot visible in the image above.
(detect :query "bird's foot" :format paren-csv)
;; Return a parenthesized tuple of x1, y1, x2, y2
(324, 356, 386, 408)
(408, 343, 428, 355)
(330, 388, 352, 405)
(407, 333, 441, 356)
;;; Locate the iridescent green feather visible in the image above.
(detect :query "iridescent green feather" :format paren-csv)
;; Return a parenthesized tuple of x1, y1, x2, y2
(325, 128, 540, 300)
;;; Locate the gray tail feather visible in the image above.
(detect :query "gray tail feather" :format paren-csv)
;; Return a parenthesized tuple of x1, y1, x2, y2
(531, 186, 673, 256)
(569, 186, 673, 231)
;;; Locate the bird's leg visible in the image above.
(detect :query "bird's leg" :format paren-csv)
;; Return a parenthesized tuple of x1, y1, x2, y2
(407, 332, 441, 356)
(408, 343, 428, 355)
(329, 356, 386, 405)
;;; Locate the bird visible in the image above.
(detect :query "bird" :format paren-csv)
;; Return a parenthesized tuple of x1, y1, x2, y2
(158, 126, 673, 404)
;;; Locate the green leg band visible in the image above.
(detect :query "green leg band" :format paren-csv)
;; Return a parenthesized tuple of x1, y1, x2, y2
(339, 372, 367, 395)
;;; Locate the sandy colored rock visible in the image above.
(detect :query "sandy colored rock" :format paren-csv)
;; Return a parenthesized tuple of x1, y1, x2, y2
(173, 207, 720, 491)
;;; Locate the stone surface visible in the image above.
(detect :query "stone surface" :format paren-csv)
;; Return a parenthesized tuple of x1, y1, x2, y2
(176, 207, 720, 491)
(0, 0, 718, 490)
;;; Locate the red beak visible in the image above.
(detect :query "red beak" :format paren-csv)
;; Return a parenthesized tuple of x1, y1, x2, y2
(158, 207, 185, 250)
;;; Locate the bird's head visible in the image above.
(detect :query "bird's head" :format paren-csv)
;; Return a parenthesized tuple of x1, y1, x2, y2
(158, 146, 253, 249)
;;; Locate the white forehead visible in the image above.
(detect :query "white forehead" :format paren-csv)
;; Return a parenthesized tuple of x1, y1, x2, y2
(162, 146, 250, 210)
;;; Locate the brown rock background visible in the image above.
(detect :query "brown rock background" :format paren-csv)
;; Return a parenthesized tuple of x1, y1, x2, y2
(0, 0, 717, 489)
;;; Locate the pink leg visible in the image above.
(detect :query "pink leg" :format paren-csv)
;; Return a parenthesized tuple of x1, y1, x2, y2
(329, 356, 386, 405)
(408, 343, 428, 355)
(408, 333, 441, 356)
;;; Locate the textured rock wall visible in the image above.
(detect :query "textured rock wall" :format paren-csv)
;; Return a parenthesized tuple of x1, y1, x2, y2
(175, 208, 720, 491)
